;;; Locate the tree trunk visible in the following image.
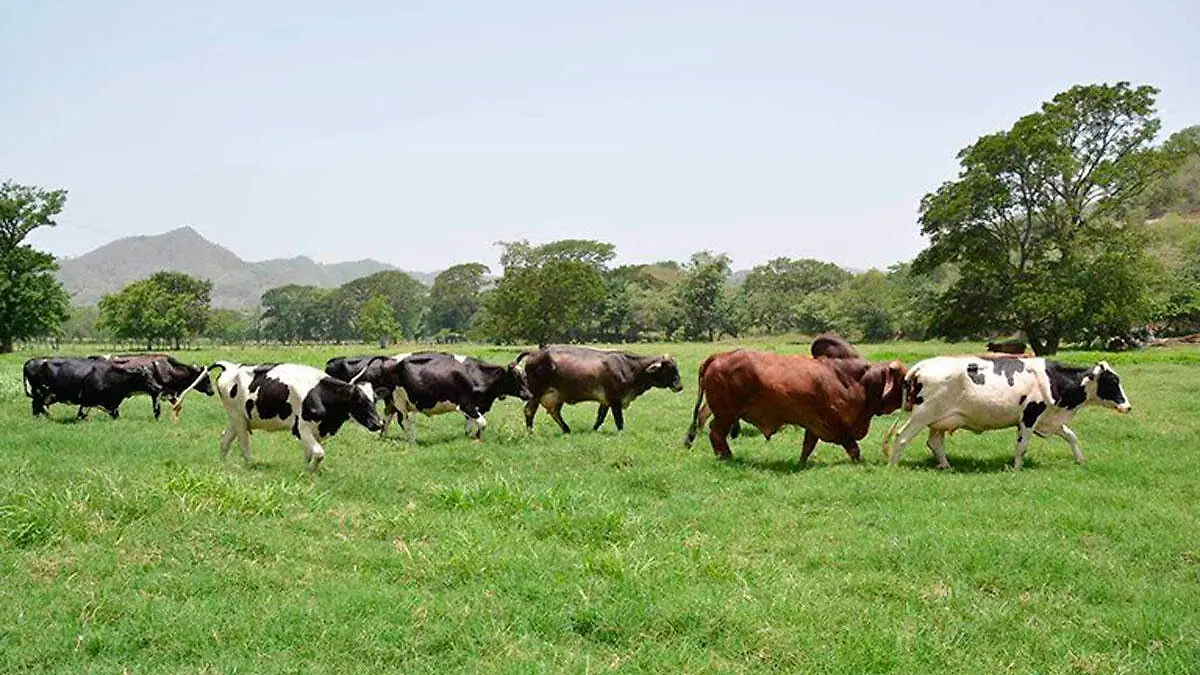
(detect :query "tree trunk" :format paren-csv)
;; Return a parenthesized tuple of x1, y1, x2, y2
(0, 335, 12, 354)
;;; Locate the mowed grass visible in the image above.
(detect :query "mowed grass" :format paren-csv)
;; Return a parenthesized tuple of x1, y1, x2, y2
(2, 341, 1199, 674)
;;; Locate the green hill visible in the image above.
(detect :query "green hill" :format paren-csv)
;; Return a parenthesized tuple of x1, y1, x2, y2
(56, 226, 434, 308)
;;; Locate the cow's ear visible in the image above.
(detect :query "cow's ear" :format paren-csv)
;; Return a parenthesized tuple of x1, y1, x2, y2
(882, 361, 904, 402)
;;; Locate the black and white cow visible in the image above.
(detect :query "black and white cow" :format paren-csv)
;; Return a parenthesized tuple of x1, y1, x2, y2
(884, 357, 1131, 470)
(382, 352, 532, 442)
(23, 357, 163, 419)
(211, 361, 383, 472)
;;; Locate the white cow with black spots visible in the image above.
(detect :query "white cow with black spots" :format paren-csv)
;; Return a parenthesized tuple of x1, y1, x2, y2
(883, 356, 1131, 470)
(210, 361, 383, 472)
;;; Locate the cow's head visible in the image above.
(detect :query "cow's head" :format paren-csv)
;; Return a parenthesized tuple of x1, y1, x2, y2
(1089, 361, 1131, 413)
(347, 381, 384, 432)
(190, 364, 215, 396)
(500, 362, 534, 401)
(862, 360, 907, 415)
(645, 355, 683, 393)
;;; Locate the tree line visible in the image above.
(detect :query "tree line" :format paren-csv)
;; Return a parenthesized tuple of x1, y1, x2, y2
(4, 82, 1199, 354)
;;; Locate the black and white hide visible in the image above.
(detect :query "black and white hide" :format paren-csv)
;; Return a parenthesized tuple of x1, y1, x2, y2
(212, 361, 383, 472)
(884, 357, 1131, 470)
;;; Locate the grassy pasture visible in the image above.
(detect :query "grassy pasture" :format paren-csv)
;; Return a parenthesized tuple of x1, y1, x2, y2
(2, 340, 1199, 674)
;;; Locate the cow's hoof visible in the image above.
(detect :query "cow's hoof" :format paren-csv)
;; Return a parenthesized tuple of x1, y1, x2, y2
(937, 463, 953, 471)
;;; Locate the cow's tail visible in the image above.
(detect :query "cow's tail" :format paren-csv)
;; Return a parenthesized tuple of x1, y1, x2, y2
(683, 354, 718, 449)
(170, 361, 230, 414)
(21, 364, 32, 398)
(884, 367, 922, 457)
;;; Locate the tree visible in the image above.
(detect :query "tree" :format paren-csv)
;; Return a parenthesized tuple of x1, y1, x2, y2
(678, 251, 733, 341)
(260, 285, 333, 343)
(484, 239, 613, 343)
(0, 181, 71, 352)
(99, 272, 212, 349)
(358, 295, 401, 347)
(426, 263, 489, 335)
(204, 308, 256, 344)
(916, 82, 1183, 354)
(740, 257, 852, 334)
(329, 271, 427, 342)
(1141, 126, 1200, 216)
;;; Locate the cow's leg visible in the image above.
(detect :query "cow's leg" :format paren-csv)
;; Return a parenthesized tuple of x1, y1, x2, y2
(1013, 426, 1034, 471)
(1057, 425, 1085, 464)
(219, 426, 236, 460)
(76, 405, 89, 420)
(235, 427, 254, 466)
(460, 403, 486, 440)
(401, 412, 416, 444)
(887, 418, 933, 467)
(107, 406, 121, 420)
(298, 429, 325, 473)
(841, 440, 862, 463)
(708, 415, 735, 459)
(799, 429, 819, 465)
(609, 403, 625, 432)
(523, 398, 539, 431)
(380, 395, 398, 437)
(547, 402, 571, 434)
(151, 394, 163, 420)
(926, 430, 950, 470)
(593, 404, 609, 431)
(31, 396, 46, 417)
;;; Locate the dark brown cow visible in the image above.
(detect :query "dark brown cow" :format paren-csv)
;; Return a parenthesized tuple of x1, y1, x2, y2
(683, 335, 906, 463)
(91, 353, 214, 419)
(519, 346, 682, 432)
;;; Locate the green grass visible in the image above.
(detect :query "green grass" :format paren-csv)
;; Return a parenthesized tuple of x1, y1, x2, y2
(2, 341, 1199, 673)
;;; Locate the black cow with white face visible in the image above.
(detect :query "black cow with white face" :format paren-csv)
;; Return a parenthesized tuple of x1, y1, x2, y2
(383, 352, 532, 441)
(212, 361, 383, 472)
(23, 357, 163, 419)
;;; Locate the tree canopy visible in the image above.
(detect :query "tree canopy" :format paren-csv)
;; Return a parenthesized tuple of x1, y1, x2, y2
(98, 271, 212, 349)
(916, 82, 1184, 354)
(0, 180, 71, 352)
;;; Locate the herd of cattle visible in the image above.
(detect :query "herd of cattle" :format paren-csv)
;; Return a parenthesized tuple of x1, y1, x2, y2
(20, 336, 1131, 472)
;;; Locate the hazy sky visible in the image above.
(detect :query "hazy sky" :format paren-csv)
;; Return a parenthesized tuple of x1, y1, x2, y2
(3, 1, 1197, 273)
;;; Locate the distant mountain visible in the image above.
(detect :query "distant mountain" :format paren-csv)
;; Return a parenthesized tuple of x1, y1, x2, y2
(56, 226, 435, 308)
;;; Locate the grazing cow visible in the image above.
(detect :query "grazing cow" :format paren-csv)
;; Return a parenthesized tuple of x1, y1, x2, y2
(91, 353, 214, 419)
(383, 352, 532, 441)
(884, 357, 1131, 470)
(22, 357, 163, 419)
(519, 346, 683, 433)
(211, 361, 383, 472)
(683, 335, 906, 463)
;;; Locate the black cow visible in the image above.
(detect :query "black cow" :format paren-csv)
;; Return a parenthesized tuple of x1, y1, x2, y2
(518, 346, 683, 433)
(212, 361, 383, 472)
(23, 357, 163, 419)
(90, 353, 214, 419)
(383, 352, 532, 441)
(324, 353, 409, 404)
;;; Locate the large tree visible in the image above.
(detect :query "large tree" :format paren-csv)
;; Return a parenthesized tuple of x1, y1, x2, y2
(98, 272, 212, 349)
(0, 181, 71, 352)
(484, 239, 614, 344)
(426, 263, 489, 335)
(740, 257, 852, 334)
(260, 285, 332, 343)
(916, 82, 1184, 354)
(329, 270, 427, 341)
(678, 251, 733, 341)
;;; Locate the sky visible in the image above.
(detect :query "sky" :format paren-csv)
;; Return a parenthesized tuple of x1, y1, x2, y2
(3, 0, 1198, 273)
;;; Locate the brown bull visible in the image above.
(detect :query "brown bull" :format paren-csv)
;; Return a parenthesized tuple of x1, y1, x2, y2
(683, 335, 906, 463)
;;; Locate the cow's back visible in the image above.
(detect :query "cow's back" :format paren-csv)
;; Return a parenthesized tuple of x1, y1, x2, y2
(703, 350, 851, 437)
(523, 347, 615, 403)
(908, 356, 1049, 432)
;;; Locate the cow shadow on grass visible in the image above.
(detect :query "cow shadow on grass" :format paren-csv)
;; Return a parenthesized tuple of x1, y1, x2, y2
(907, 454, 1026, 473)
